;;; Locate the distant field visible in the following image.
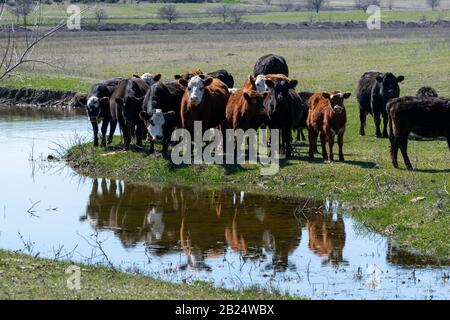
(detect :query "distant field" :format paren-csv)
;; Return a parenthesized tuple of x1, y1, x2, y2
(0, 3, 449, 25)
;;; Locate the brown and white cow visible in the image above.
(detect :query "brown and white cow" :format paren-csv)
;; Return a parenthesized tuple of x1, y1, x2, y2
(307, 91, 351, 162)
(179, 76, 230, 137)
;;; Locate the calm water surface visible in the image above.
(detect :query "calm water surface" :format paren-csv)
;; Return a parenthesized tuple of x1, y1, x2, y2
(0, 108, 448, 300)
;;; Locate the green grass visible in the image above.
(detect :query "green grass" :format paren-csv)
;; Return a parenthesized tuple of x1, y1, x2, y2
(0, 249, 297, 300)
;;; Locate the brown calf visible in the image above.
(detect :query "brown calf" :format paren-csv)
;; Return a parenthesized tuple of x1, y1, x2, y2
(226, 89, 269, 131)
(307, 91, 351, 161)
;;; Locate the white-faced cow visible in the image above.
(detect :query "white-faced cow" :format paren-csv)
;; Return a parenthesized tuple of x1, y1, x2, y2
(357, 71, 405, 138)
(84, 78, 122, 147)
(388, 96, 450, 170)
(179, 75, 230, 138)
(139, 80, 186, 155)
(174, 69, 234, 89)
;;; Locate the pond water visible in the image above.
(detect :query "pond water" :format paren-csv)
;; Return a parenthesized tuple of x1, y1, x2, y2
(0, 108, 448, 300)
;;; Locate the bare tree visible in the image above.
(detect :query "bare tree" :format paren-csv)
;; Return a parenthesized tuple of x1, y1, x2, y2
(94, 8, 108, 24)
(8, 0, 35, 25)
(427, 0, 440, 10)
(355, 0, 381, 12)
(0, 2, 69, 82)
(229, 6, 247, 23)
(279, 0, 294, 12)
(307, 0, 327, 13)
(208, 4, 230, 23)
(262, 0, 272, 5)
(387, 0, 394, 10)
(157, 4, 179, 23)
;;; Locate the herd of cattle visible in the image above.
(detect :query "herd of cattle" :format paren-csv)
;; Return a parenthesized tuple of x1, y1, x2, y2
(77, 54, 450, 170)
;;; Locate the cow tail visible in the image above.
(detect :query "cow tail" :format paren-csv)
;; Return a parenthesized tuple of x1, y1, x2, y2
(387, 103, 394, 144)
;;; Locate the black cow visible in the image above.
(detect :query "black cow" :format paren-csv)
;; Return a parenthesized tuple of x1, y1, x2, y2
(174, 69, 234, 89)
(110, 77, 149, 149)
(83, 78, 122, 147)
(357, 71, 404, 138)
(295, 91, 314, 142)
(387, 96, 450, 170)
(265, 78, 304, 158)
(253, 54, 289, 77)
(139, 81, 185, 155)
(416, 86, 438, 98)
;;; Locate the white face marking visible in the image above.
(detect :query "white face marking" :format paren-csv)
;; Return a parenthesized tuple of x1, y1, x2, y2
(255, 75, 267, 93)
(147, 109, 165, 141)
(142, 73, 155, 87)
(187, 76, 205, 105)
(228, 88, 238, 94)
(87, 96, 99, 111)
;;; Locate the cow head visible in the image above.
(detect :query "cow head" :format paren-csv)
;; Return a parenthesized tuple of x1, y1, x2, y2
(86, 96, 109, 122)
(179, 75, 213, 106)
(376, 73, 404, 101)
(243, 90, 270, 117)
(265, 78, 297, 117)
(255, 75, 267, 93)
(139, 109, 176, 142)
(174, 70, 205, 82)
(141, 73, 161, 87)
(322, 91, 351, 114)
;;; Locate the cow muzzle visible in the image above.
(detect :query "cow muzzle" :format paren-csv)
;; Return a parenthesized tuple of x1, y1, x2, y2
(333, 106, 344, 114)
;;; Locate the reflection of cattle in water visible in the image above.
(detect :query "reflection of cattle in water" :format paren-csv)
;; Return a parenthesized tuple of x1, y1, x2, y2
(84, 181, 311, 271)
(305, 212, 347, 266)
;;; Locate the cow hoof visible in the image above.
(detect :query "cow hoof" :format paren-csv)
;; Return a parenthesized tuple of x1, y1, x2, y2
(407, 166, 414, 171)
(382, 133, 389, 139)
(339, 157, 345, 162)
(359, 130, 365, 136)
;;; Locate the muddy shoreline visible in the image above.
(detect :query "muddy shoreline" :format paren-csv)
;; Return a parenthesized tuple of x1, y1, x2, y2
(0, 87, 86, 109)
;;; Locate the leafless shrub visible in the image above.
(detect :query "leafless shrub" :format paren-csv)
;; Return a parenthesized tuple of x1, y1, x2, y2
(307, 0, 327, 13)
(157, 4, 179, 23)
(355, 0, 381, 12)
(94, 8, 108, 24)
(208, 4, 230, 23)
(229, 6, 247, 23)
(427, 0, 440, 11)
(278, 0, 294, 12)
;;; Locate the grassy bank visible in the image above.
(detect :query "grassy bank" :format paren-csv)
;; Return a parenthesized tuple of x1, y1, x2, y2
(0, 250, 295, 300)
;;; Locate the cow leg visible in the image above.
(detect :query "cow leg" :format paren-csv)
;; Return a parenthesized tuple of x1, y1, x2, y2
(359, 109, 366, 136)
(100, 120, 108, 147)
(301, 129, 306, 141)
(108, 120, 117, 145)
(118, 118, 130, 150)
(382, 112, 389, 138)
(398, 135, 413, 170)
(374, 110, 382, 138)
(308, 129, 317, 159)
(328, 133, 335, 162)
(390, 133, 399, 168)
(149, 140, 155, 154)
(295, 130, 301, 142)
(320, 132, 328, 161)
(447, 135, 450, 151)
(284, 129, 293, 158)
(135, 124, 143, 149)
(91, 121, 99, 147)
(338, 132, 345, 162)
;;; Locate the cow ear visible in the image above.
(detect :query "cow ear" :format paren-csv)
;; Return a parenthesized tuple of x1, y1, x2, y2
(139, 111, 151, 121)
(153, 73, 162, 82)
(174, 74, 182, 80)
(203, 77, 214, 87)
(322, 92, 331, 99)
(133, 74, 141, 78)
(265, 79, 274, 89)
(397, 76, 405, 83)
(376, 76, 383, 83)
(343, 92, 351, 99)
(164, 111, 176, 121)
(115, 98, 123, 105)
(178, 78, 188, 87)
(289, 80, 298, 89)
(248, 75, 255, 83)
